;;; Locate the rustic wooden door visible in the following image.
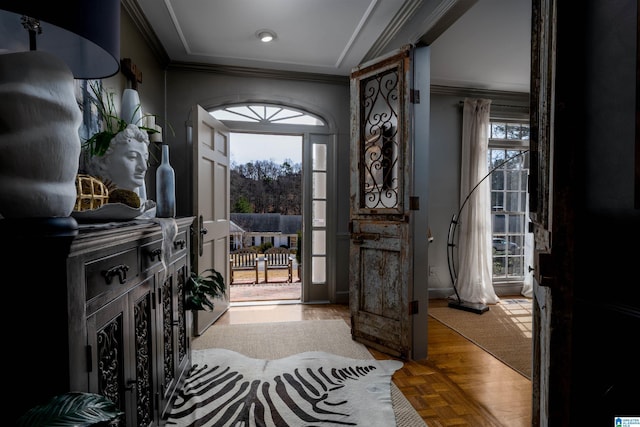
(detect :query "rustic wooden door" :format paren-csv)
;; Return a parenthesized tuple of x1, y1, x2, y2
(349, 46, 417, 359)
(530, 0, 558, 423)
(191, 104, 231, 335)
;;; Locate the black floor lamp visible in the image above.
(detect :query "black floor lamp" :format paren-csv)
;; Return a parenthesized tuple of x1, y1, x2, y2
(446, 150, 529, 314)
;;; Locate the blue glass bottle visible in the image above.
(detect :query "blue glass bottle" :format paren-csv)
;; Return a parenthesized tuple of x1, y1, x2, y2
(156, 144, 176, 217)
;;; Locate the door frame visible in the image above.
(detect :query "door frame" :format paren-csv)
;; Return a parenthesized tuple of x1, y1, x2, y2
(204, 111, 335, 303)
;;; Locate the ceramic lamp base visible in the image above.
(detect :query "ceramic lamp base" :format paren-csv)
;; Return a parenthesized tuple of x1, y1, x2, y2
(0, 51, 81, 218)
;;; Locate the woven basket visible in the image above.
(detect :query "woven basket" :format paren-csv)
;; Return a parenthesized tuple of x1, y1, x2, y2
(74, 174, 109, 211)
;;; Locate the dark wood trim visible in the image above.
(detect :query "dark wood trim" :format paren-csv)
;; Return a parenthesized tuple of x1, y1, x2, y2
(636, 0, 640, 208)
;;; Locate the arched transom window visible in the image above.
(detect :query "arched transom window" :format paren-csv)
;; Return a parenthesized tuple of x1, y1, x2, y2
(210, 103, 325, 126)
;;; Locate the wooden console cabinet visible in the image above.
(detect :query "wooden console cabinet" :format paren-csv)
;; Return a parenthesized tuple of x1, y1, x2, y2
(5, 217, 195, 426)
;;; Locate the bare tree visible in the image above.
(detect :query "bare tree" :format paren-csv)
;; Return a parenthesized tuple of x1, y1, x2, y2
(230, 159, 301, 214)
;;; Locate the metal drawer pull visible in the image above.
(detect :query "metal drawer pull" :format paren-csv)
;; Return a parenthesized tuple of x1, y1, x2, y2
(148, 248, 162, 261)
(174, 239, 186, 250)
(102, 264, 130, 285)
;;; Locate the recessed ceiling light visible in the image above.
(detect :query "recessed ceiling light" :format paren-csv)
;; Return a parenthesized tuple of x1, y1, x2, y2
(256, 29, 276, 43)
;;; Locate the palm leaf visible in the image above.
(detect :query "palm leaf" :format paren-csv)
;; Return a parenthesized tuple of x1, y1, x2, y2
(16, 392, 123, 427)
(186, 268, 226, 311)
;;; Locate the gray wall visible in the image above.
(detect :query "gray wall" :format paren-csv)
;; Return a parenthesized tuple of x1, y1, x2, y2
(427, 92, 464, 297)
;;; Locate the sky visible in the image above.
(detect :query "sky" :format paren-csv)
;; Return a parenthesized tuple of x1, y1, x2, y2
(230, 133, 302, 165)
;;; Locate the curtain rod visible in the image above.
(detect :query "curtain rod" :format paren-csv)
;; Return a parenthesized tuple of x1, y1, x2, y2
(458, 101, 528, 109)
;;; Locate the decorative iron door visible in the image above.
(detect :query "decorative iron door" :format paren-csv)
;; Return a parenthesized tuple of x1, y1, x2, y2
(349, 46, 414, 358)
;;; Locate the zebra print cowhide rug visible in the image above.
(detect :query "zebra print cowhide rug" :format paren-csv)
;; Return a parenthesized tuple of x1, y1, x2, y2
(166, 348, 403, 427)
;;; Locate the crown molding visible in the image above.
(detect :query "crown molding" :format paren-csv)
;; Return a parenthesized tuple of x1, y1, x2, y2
(167, 61, 350, 85)
(363, 0, 424, 62)
(121, 0, 170, 67)
(431, 84, 529, 103)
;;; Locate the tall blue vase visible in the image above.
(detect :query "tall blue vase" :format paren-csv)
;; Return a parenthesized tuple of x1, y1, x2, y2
(156, 144, 176, 217)
(121, 88, 142, 125)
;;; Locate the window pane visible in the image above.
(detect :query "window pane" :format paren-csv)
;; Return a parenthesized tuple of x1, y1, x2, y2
(312, 257, 326, 283)
(493, 256, 506, 275)
(492, 170, 505, 190)
(490, 149, 506, 167)
(520, 170, 528, 190)
(492, 214, 506, 233)
(508, 214, 525, 233)
(313, 171, 326, 199)
(491, 122, 506, 139)
(312, 230, 326, 255)
(312, 200, 326, 227)
(491, 192, 504, 211)
(506, 123, 521, 139)
(212, 109, 255, 122)
(313, 143, 327, 170)
(506, 170, 520, 190)
(510, 257, 524, 275)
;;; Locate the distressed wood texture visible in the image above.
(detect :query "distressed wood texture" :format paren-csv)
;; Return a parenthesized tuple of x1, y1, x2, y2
(350, 220, 409, 358)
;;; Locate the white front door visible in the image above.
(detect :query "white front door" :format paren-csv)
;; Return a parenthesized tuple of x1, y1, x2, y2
(191, 104, 231, 335)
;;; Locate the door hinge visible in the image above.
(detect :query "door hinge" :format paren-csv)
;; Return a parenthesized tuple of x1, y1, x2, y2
(409, 196, 419, 210)
(410, 89, 420, 104)
(409, 300, 419, 315)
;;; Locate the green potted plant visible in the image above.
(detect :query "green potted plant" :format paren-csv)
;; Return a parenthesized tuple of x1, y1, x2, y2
(185, 268, 226, 311)
(81, 81, 159, 158)
(16, 392, 122, 427)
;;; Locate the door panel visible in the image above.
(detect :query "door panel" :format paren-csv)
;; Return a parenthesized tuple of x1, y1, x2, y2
(192, 105, 230, 335)
(349, 46, 414, 359)
(350, 220, 409, 356)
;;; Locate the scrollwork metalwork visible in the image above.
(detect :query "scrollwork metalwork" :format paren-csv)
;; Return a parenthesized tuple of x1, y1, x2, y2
(361, 68, 400, 209)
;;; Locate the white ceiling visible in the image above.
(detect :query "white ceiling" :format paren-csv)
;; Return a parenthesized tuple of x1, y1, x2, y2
(134, 0, 531, 93)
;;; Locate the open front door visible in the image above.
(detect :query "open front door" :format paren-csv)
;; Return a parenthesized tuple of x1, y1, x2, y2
(191, 104, 231, 335)
(349, 46, 418, 359)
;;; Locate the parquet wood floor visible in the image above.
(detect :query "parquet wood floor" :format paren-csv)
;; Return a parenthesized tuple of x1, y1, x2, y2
(215, 301, 532, 427)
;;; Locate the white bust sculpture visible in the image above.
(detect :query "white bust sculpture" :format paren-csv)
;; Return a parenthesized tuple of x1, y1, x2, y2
(85, 123, 150, 203)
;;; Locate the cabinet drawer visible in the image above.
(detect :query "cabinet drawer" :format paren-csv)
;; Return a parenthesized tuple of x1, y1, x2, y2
(172, 230, 188, 256)
(141, 239, 163, 272)
(85, 248, 140, 302)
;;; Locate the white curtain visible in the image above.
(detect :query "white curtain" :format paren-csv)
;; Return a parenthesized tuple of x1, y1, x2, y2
(454, 98, 499, 305)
